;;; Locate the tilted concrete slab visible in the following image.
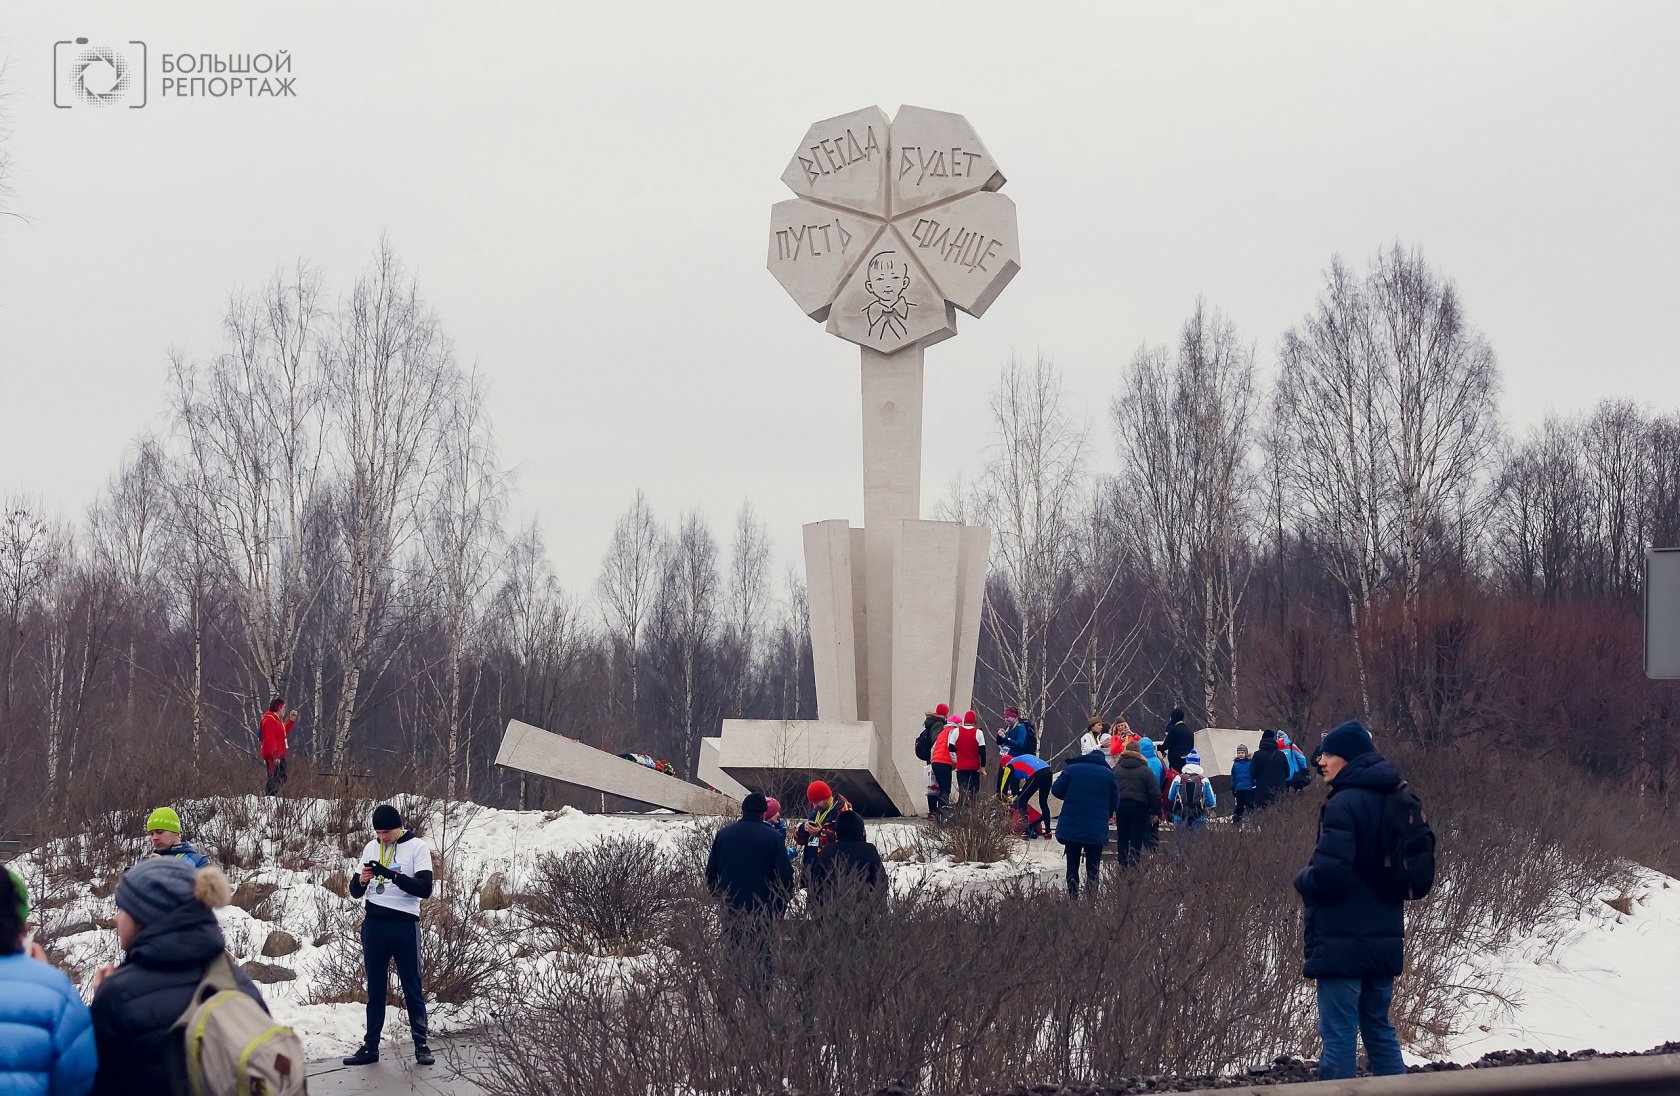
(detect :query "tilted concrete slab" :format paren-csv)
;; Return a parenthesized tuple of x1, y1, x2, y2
(714, 719, 901, 816)
(697, 737, 751, 800)
(494, 720, 735, 814)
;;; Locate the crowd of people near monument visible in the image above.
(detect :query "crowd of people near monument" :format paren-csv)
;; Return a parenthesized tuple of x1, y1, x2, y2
(704, 703, 1432, 1082)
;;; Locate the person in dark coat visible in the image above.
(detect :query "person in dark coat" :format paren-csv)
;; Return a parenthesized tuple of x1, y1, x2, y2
(1111, 748, 1161, 866)
(1162, 708, 1194, 771)
(1293, 720, 1406, 1081)
(89, 860, 266, 1096)
(1251, 729, 1291, 810)
(705, 794, 796, 921)
(1050, 749, 1120, 897)
(808, 810, 886, 905)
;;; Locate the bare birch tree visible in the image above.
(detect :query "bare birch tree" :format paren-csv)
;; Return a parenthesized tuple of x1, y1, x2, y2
(726, 501, 771, 716)
(325, 240, 458, 765)
(597, 490, 662, 731)
(1112, 301, 1257, 724)
(646, 511, 720, 777)
(971, 355, 1089, 723)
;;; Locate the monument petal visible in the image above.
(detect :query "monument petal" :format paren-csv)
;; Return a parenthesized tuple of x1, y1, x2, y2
(824, 225, 958, 353)
(767, 199, 883, 321)
(888, 104, 1005, 218)
(893, 191, 1021, 318)
(780, 105, 893, 219)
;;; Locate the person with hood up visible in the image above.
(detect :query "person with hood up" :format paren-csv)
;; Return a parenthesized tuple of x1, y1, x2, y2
(89, 860, 267, 1096)
(1230, 743, 1257, 826)
(926, 708, 957, 817)
(1111, 745, 1161, 865)
(1163, 708, 1194, 771)
(1293, 720, 1407, 1081)
(1167, 752, 1217, 829)
(1, 867, 96, 1096)
(140, 807, 210, 869)
(1251, 729, 1292, 810)
(1050, 742, 1120, 897)
(948, 711, 988, 799)
(1135, 737, 1165, 785)
(808, 810, 886, 904)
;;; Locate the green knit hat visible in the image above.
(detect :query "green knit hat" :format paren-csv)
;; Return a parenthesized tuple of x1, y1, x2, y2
(145, 806, 182, 834)
(6, 868, 27, 925)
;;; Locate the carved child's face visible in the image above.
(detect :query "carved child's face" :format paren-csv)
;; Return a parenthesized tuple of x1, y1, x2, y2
(866, 257, 907, 304)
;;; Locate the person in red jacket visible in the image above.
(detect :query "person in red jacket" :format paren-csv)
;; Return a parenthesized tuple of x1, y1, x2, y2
(949, 711, 987, 800)
(259, 697, 298, 796)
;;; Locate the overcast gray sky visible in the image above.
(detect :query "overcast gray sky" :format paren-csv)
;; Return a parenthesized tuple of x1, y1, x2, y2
(2, 1, 1677, 591)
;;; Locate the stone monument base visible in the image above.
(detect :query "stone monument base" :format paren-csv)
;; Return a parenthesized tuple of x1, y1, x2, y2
(709, 718, 903, 816)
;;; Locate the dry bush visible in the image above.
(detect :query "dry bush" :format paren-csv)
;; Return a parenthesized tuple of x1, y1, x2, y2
(918, 795, 1015, 864)
(522, 835, 696, 953)
(480, 820, 1319, 1096)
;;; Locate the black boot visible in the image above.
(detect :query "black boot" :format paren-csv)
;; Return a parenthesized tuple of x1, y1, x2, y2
(342, 1043, 379, 1066)
(414, 1040, 435, 1066)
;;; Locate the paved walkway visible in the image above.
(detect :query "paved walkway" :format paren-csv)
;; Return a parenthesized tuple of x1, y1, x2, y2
(306, 1040, 490, 1094)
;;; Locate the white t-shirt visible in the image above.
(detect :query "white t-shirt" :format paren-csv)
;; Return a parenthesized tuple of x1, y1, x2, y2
(357, 833, 433, 919)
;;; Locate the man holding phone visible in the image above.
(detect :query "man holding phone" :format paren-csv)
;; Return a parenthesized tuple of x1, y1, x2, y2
(342, 804, 435, 1068)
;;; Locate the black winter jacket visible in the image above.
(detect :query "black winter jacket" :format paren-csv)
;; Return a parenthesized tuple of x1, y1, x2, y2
(1251, 740, 1292, 804)
(1051, 752, 1121, 846)
(90, 901, 267, 1096)
(1293, 751, 1406, 980)
(1163, 719, 1195, 767)
(705, 817, 795, 916)
(1113, 752, 1161, 814)
(809, 816, 886, 905)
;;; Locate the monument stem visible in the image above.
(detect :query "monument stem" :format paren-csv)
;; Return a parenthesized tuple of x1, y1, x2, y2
(859, 346, 923, 802)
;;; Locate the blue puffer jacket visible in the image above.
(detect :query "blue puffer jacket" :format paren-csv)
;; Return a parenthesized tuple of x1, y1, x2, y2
(0, 951, 98, 1096)
(1050, 752, 1119, 846)
(1135, 738, 1164, 785)
(1230, 756, 1255, 792)
(1293, 751, 1405, 980)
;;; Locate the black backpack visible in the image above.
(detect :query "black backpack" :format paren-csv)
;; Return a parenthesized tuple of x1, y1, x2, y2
(1177, 773, 1207, 822)
(915, 723, 934, 763)
(1020, 720, 1038, 757)
(1370, 781, 1436, 901)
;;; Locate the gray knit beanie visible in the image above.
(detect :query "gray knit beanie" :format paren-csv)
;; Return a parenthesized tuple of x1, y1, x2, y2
(115, 858, 200, 926)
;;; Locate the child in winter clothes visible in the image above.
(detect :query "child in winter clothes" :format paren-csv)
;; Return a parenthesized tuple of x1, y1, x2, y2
(1168, 759, 1217, 829)
(0, 868, 96, 1096)
(1230, 744, 1257, 826)
(763, 798, 798, 864)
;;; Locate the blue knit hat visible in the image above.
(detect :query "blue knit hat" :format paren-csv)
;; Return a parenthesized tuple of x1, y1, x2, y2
(1184, 749, 1201, 767)
(115, 858, 199, 926)
(1320, 720, 1374, 762)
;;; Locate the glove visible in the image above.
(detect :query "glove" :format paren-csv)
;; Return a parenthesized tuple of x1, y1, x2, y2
(368, 861, 395, 880)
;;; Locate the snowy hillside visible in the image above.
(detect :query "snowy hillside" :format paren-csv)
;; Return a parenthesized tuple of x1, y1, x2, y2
(7, 795, 1677, 1063)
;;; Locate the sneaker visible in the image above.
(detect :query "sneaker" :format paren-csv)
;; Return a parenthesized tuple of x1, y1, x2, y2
(414, 1042, 435, 1066)
(342, 1044, 379, 1066)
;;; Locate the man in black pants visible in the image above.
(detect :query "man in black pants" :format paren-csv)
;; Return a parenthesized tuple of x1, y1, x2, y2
(343, 804, 435, 1067)
(1050, 746, 1120, 898)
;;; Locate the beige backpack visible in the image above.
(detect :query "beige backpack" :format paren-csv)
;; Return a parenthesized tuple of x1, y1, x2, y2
(169, 952, 308, 1095)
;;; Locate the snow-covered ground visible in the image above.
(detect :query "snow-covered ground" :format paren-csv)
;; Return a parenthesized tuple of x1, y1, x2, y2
(1437, 864, 1680, 1061)
(8, 796, 1677, 1063)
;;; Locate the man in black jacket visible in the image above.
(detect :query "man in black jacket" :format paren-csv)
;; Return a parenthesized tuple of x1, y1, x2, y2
(89, 860, 267, 1096)
(1293, 720, 1406, 1081)
(344, 804, 436, 1066)
(705, 794, 795, 922)
(1251, 729, 1292, 810)
(1162, 708, 1194, 771)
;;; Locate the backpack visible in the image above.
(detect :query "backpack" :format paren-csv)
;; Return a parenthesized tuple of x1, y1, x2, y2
(1019, 720, 1038, 757)
(914, 723, 934, 762)
(1177, 774, 1207, 822)
(1370, 781, 1436, 902)
(168, 953, 306, 1096)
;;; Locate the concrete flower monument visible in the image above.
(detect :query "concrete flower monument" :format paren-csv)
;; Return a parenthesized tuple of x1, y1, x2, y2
(711, 105, 1021, 815)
